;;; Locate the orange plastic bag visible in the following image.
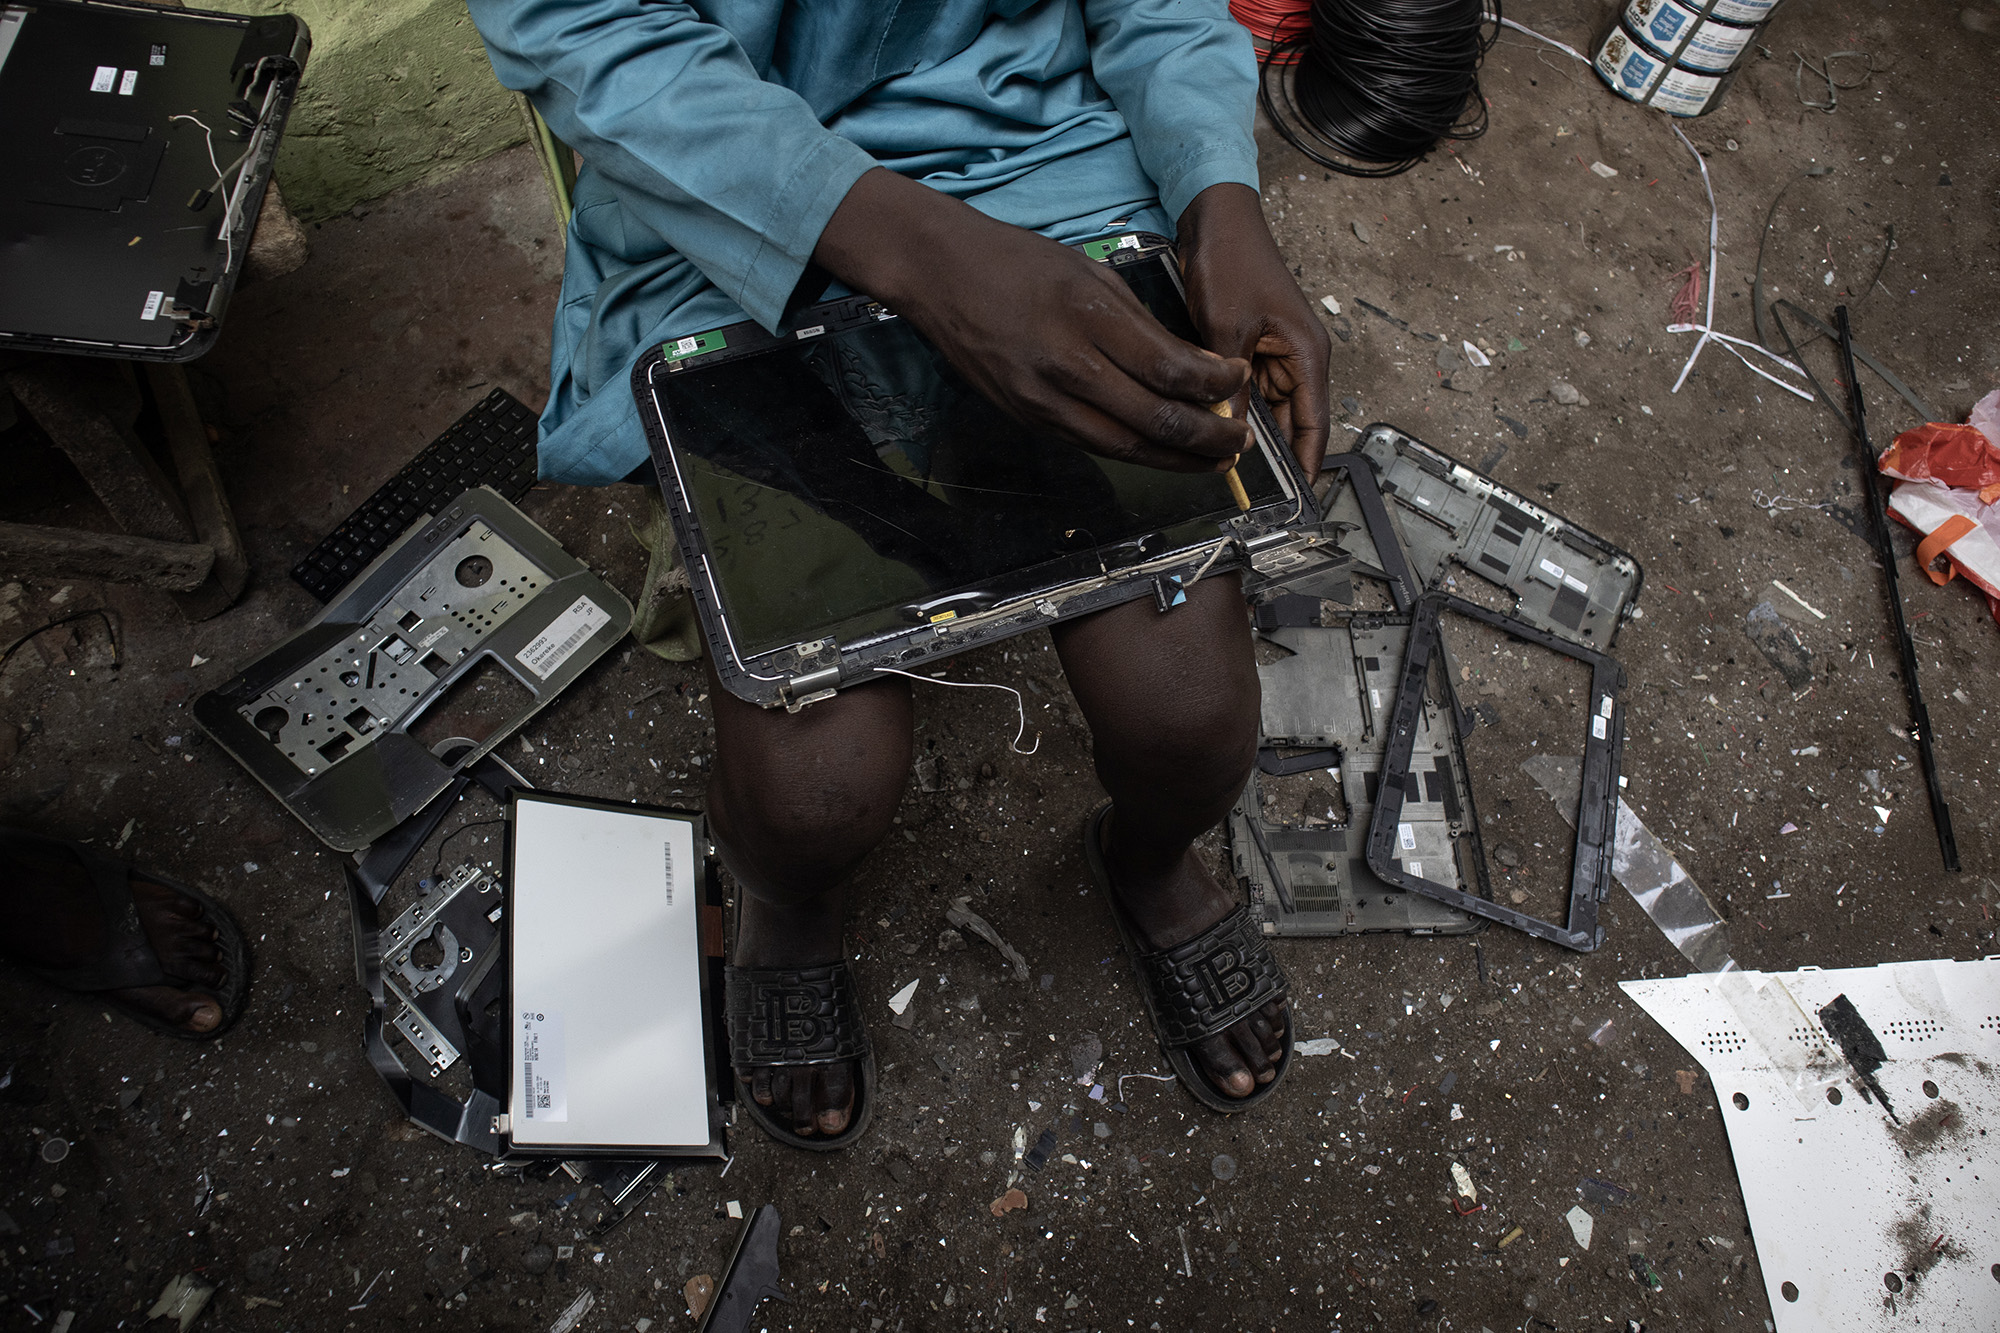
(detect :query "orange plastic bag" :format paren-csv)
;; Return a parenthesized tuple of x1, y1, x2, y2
(1878, 422, 2000, 504)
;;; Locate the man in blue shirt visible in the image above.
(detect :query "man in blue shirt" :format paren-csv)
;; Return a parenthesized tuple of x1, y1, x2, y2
(473, 0, 1329, 1146)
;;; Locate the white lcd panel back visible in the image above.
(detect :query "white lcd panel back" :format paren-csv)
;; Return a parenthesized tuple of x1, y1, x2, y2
(507, 795, 710, 1150)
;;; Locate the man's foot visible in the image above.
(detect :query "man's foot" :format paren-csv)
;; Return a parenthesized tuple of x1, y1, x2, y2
(1101, 822, 1288, 1099)
(0, 839, 230, 1035)
(731, 893, 858, 1139)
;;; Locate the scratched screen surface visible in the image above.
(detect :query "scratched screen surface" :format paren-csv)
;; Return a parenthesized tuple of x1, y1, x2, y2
(655, 254, 1285, 658)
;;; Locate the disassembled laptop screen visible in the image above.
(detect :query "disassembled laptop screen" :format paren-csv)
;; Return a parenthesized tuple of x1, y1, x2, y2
(652, 253, 1287, 658)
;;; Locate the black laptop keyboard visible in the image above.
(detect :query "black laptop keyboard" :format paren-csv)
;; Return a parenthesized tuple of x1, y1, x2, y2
(291, 389, 540, 601)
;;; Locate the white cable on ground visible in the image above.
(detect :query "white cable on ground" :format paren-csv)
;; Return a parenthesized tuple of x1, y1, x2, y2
(1117, 1071, 1179, 1101)
(1664, 121, 1814, 402)
(871, 666, 1041, 755)
(1482, 21, 1815, 403)
(1495, 16, 1589, 63)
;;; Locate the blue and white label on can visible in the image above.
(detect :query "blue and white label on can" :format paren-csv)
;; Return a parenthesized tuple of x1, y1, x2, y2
(1709, 0, 1783, 23)
(1638, 0, 1687, 45)
(1594, 28, 1728, 116)
(1625, 0, 1759, 72)
(1597, 30, 1660, 90)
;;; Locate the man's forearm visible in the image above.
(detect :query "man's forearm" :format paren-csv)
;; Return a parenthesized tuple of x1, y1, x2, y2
(810, 166, 1000, 310)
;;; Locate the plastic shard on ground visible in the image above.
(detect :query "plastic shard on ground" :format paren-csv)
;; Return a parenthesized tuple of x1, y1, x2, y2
(1522, 755, 1736, 973)
(147, 1275, 215, 1333)
(548, 1290, 595, 1333)
(1566, 1206, 1594, 1249)
(944, 896, 1029, 981)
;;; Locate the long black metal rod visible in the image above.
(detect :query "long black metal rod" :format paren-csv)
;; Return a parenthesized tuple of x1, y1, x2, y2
(1835, 306, 1959, 871)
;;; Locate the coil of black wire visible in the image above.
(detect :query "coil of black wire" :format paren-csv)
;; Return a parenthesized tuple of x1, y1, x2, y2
(1260, 0, 1499, 178)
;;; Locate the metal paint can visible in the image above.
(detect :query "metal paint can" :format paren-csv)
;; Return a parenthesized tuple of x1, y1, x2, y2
(1593, 24, 1740, 117)
(1623, 0, 1761, 73)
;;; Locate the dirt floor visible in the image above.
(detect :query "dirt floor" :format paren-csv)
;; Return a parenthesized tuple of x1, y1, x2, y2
(3, 1, 1998, 1329)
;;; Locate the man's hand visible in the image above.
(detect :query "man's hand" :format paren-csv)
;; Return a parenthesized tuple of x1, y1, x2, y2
(814, 169, 1253, 474)
(1176, 183, 1332, 481)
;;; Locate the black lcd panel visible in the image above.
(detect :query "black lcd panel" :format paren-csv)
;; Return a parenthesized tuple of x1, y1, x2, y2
(651, 253, 1286, 658)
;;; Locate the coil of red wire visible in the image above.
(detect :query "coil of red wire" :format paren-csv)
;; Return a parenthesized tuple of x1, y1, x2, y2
(1229, 0, 1313, 66)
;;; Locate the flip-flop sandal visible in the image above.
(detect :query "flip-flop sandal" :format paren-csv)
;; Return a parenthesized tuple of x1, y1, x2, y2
(1, 829, 250, 1040)
(1083, 802, 1294, 1114)
(724, 962, 876, 1151)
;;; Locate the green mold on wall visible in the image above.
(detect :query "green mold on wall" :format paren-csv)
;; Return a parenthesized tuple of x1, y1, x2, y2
(203, 0, 527, 221)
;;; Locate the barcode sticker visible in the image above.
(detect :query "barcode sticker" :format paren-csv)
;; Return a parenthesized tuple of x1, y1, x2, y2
(1398, 822, 1416, 851)
(1407, 861, 1423, 879)
(1563, 574, 1588, 593)
(1591, 715, 1608, 740)
(1537, 558, 1566, 582)
(118, 69, 136, 95)
(515, 596, 610, 679)
(90, 65, 116, 92)
(140, 290, 164, 321)
(793, 325, 825, 339)
(517, 1010, 567, 1123)
(673, 336, 699, 356)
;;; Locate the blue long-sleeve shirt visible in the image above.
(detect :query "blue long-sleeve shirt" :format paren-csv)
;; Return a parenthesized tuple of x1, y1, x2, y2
(468, 0, 1260, 484)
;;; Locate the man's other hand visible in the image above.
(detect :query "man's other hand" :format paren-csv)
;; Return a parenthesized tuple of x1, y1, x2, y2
(814, 169, 1253, 474)
(1177, 183, 1332, 481)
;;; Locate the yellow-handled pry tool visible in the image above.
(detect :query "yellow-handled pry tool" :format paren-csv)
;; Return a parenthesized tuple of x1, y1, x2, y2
(1210, 399, 1252, 512)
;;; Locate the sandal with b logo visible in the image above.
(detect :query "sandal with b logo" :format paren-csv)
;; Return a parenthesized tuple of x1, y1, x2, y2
(1084, 803, 1294, 1114)
(724, 961, 876, 1150)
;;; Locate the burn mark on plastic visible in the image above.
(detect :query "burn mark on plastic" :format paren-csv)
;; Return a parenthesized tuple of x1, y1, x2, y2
(1817, 993, 1897, 1123)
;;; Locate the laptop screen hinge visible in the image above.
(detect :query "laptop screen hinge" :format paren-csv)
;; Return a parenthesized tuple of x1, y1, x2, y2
(1240, 529, 1316, 578)
(781, 664, 841, 712)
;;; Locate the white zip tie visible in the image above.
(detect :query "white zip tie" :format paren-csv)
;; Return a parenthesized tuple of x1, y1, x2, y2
(871, 666, 1040, 755)
(1665, 324, 1810, 375)
(1771, 580, 1828, 620)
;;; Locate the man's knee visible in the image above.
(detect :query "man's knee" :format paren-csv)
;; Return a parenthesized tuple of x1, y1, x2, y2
(708, 679, 913, 891)
(721, 781, 899, 871)
(1093, 675, 1258, 792)
(1057, 574, 1259, 787)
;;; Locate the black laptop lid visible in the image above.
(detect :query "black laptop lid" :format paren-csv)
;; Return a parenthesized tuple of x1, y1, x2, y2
(0, 1, 304, 357)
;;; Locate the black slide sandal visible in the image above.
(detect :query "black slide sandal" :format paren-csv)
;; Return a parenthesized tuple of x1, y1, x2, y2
(1, 829, 250, 1040)
(724, 963, 876, 1151)
(1083, 803, 1294, 1114)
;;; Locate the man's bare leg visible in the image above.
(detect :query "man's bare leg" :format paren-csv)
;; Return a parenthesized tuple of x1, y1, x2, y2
(1052, 572, 1287, 1098)
(705, 668, 914, 1139)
